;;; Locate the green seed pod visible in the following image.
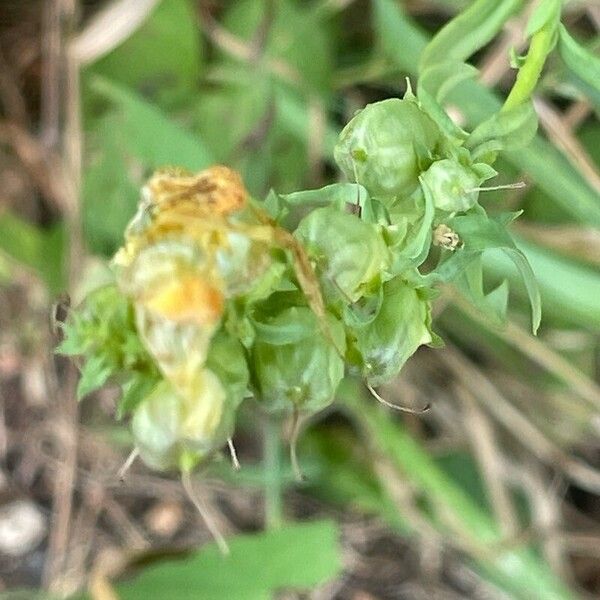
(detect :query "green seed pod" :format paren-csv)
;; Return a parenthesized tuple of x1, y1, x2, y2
(132, 368, 234, 471)
(295, 207, 390, 305)
(334, 98, 441, 200)
(420, 159, 481, 212)
(352, 278, 434, 386)
(252, 306, 345, 414)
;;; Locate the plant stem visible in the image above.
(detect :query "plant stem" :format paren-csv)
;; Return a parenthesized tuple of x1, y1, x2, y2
(263, 416, 284, 530)
(502, 12, 558, 111)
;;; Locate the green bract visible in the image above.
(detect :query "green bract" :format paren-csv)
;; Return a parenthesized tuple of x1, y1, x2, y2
(420, 159, 481, 213)
(252, 307, 345, 414)
(352, 278, 434, 386)
(56, 283, 160, 401)
(334, 98, 441, 200)
(295, 207, 390, 304)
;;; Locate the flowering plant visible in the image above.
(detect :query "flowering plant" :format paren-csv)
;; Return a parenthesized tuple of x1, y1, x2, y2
(57, 0, 565, 549)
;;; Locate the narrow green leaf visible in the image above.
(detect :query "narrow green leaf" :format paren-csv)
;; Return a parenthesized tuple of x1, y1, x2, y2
(500, 247, 541, 333)
(526, 0, 561, 36)
(484, 237, 600, 331)
(419, 0, 523, 72)
(89, 76, 213, 169)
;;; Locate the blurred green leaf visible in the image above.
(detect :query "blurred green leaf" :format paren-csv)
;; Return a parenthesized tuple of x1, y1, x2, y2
(76, 355, 112, 399)
(558, 24, 600, 113)
(419, 0, 523, 71)
(0, 211, 66, 293)
(222, 0, 333, 93)
(83, 112, 139, 255)
(89, 77, 212, 169)
(89, 0, 202, 108)
(526, 0, 561, 37)
(117, 520, 341, 600)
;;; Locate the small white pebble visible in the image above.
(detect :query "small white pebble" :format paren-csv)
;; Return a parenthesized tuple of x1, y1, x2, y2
(0, 500, 46, 556)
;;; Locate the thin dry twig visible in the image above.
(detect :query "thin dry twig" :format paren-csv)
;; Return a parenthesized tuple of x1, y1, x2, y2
(43, 0, 84, 591)
(0, 121, 67, 212)
(0, 46, 29, 126)
(198, 2, 302, 86)
(534, 98, 600, 196)
(72, 0, 159, 65)
(41, 0, 62, 149)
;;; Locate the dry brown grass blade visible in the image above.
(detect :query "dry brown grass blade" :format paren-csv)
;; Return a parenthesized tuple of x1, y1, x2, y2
(515, 222, 600, 267)
(73, 0, 159, 65)
(440, 344, 600, 495)
(455, 383, 519, 538)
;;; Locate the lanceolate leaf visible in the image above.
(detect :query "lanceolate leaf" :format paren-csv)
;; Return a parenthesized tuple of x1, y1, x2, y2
(419, 0, 523, 72)
(89, 76, 213, 169)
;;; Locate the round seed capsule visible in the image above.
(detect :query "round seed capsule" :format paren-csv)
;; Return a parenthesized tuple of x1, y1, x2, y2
(420, 159, 481, 212)
(253, 306, 345, 415)
(334, 98, 441, 201)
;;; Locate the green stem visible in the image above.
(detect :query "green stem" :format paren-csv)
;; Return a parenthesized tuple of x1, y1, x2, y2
(502, 17, 558, 111)
(263, 417, 284, 530)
